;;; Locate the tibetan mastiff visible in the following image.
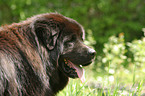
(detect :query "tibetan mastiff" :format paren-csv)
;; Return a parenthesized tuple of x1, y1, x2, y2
(0, 13, 96, 96)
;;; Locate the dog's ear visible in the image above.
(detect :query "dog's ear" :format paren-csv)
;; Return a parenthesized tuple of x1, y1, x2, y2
(33, 18, 60, 50)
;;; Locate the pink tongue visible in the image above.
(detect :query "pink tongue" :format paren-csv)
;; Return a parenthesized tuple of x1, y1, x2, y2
(68, 61, 85, 83)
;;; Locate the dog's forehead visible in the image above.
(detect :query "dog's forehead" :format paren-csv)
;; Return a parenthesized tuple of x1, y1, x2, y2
(64, 18, 85, 40)
(41, 13, 85, 40)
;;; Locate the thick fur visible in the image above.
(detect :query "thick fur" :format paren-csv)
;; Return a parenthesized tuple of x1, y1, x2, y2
(0, 13, 95, 96)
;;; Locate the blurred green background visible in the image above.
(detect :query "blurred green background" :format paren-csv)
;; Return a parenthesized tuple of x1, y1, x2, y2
(0, 0, 145, 95)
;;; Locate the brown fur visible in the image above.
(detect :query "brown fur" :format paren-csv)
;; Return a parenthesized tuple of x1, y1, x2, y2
(0, 13, 96, 96)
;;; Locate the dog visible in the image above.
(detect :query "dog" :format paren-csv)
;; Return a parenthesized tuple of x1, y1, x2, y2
(0, 13, 96, 96)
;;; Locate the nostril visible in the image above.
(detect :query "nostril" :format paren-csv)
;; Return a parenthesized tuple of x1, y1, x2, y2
(89, 49, 96, 57)
(91, 51, 96, 56)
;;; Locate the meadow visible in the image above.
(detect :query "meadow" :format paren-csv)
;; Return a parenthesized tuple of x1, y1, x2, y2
(58, 64, 144, 96)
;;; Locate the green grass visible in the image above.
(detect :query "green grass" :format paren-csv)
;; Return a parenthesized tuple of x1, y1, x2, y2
(58, 79, 98, 96)
(57, 64, 144, 96)
(58, 80, 144, 96)
(58, 79, 144, 96)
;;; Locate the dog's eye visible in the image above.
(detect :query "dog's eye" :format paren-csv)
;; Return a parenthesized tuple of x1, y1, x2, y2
(64, 42, 74, 48)
(64, 35, 76, 48)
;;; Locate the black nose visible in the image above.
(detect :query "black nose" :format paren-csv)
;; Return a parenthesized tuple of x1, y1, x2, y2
(88, 48, 96, 57)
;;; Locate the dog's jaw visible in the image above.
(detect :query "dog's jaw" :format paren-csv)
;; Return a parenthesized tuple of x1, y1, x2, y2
(67, 60, 86, 83)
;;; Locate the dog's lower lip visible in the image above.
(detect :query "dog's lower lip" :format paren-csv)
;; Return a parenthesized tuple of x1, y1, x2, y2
(62, 58, 78, 78)
(82, 61, 92, 66)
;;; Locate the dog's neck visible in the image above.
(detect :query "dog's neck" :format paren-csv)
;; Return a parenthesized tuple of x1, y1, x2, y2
(39, 45, 69, 94)
(12, 23, 69, 94)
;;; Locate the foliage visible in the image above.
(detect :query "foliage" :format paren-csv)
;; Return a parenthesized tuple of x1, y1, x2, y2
(0, 1, 145, 95)
(95, 31, 145, 71)
(0, 0, 145, 54)
(102, 33, 127, 68)
(127, 37, 145, 67)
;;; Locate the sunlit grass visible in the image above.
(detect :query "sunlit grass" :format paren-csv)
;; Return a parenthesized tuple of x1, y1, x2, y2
(58, 79, 97, 96)
(58, 63, 144, 96)
(58, 79, 144, 96)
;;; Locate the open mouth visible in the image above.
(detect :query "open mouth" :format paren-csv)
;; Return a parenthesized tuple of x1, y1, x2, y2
(60, 58, 86, 83)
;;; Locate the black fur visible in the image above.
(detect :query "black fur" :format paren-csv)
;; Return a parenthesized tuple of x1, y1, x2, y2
(0, 13, 96, 96)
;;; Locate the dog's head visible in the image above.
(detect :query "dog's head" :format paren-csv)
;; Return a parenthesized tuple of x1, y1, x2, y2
(32, 13, 96, 82)
(58, 17, 96, 82)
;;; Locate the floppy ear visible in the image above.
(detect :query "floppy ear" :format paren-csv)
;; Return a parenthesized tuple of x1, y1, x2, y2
(33, 18, 60, 50)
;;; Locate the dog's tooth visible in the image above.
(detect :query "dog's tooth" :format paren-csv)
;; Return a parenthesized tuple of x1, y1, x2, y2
(64, 59, 68, 65)
(64, 59, 66, 61)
